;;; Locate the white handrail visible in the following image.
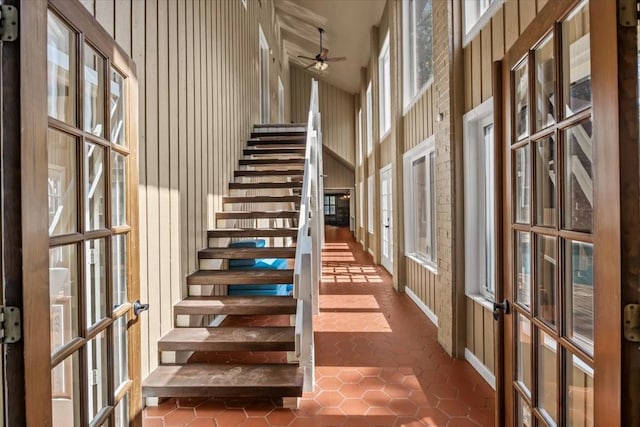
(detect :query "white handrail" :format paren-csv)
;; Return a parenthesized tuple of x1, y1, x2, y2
(293, 79, 322, 392)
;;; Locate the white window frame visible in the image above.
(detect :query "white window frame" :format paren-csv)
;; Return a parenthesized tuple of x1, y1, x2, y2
(357, 109, 363, 166)
(402, 0, 434, 113)
(367, 176, 374, 234)
(358, 182, 364, 230)
(462, 0, 504, 47)
(378, 32, 391, 139)
(463, 98, 496, 303)
(366, 82, 373, 155)
(403, 135, 437, 269)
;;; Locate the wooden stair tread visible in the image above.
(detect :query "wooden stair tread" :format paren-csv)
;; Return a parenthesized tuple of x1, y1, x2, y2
(250, 131, 306, 138)
(208, 228, 298, 238)
(254, 123, 306, 128)
(229, 182, 302, 189)
(217, 210, 298, 220)
(158, 327, 295, 352)
(243, 148, 305, 155)
(142, 364, 303, 398)
(239, 158, 305, 165)
(199, 247, 296, 259)
(234, 170, 304, 177)
(187, 269, 293, 285)
(175, 296, 296, 315)
(222, 195, 300, 204)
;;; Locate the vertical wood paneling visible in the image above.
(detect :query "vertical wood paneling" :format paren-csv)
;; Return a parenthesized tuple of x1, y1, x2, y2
(483, 308, 495, 371)
(89, 0, 289, 378)
(158, 0, 171, 336)
(114, 0, 132, 56)
(519, 0, 537, 32)
(537, 0, 549, 12)
(473, 302, 485, 362)
(145, 0, 161, 372)
(492, 7, 505, 62)
(95, 0, 114, 37)
(466, 298, 474, 353)
(289, 66, 355, 165)
(505, 0, 520, 51)
(130, 0, 148, 376)
(464, 46, 472, 111)
(481, 25, 493, 102)
(471, 36, 482, 107)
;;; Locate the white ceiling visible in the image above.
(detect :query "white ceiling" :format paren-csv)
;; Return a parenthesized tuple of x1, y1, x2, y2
(275, 0, 386, 94)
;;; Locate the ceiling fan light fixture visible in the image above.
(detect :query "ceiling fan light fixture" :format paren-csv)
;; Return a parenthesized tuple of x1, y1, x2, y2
(314, 61, 328, 71)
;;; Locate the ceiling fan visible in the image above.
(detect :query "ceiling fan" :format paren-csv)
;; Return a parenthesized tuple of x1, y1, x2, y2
(298, 28, 346, 72)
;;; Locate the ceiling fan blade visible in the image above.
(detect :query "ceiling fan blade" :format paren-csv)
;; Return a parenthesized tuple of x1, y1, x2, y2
(326, 56, 346, 62)
(297, 55, 316, 61)
(321, 48, 329, 57)
(303, 62, 316, 70)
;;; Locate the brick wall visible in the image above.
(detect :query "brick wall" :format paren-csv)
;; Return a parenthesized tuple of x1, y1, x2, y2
(433, 0, 456, 355)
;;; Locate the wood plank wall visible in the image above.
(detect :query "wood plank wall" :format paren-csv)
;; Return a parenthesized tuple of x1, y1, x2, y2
(462, 0, 549, 375)
(82, 0, 288, 378)
(290, 65, 356, 166)
(323, 154, 355, 189)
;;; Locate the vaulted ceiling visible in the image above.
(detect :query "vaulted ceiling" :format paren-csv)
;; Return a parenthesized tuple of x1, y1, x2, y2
(275, 0, 386, 94)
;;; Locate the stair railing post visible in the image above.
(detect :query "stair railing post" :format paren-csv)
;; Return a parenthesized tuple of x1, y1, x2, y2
(300, 250, 314, 392)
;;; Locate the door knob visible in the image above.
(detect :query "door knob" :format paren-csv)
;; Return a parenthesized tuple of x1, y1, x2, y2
(133, 300, 150, 316)
(492, 299, 510, 320)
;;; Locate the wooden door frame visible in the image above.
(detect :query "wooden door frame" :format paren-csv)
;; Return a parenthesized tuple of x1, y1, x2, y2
(499, 0, 624, 425)
(5, 0, 142, 425)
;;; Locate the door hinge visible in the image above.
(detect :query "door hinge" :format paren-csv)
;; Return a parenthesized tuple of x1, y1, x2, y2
(623, 304, 640, 342)
(619, 0, 639, 27)
(0, 306, 21, 344)
(0, 5, 18, 42)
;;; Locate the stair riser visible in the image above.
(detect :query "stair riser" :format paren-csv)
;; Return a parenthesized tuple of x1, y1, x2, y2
(250, 132, 306, 138)
(175, 306, 296, 316)
(142, 386, 302, 399)
(216, 213, 298, 220)
(234, 171, 304, 177)
(239, 159, 305, 165)
(208, 237, 292, 248)
(158, 342, 294, 352)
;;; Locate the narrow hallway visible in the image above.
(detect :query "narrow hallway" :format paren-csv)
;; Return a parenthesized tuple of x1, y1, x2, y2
(143, 226, 495, 426)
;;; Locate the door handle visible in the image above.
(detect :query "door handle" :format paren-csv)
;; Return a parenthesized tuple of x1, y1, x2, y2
(492, 299, 510, 320)
(133, 300, 150, 316)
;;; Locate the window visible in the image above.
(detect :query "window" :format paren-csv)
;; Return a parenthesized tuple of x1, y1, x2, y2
(379, 32, 391, 137)
(463, 0, 504, 45)
(324, 195, 337, 215)
(403, 136, 436, 266)
(367, 176, 374, 233)
(463, 99, 495, 299)
(402, 0, 433, 109)
(366, 82, 373, 155)
(357, 109, 363, 166)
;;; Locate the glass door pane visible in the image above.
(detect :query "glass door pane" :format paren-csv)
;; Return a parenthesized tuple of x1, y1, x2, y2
(47, 11, 77, 125)
(48, 129, 78, 236)
(83, 45, 105, 137)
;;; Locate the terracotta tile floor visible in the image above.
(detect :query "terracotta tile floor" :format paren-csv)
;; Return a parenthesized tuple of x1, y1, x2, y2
(142, 226, 495, 426)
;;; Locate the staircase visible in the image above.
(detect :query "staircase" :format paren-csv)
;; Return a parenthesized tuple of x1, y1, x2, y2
(142, 123, 314, 406)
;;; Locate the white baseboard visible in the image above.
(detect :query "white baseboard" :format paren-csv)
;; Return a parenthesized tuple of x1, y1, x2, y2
(405, 287, 438, 327)
(464, 348, 496, 390)
(367, 248, 374, 256)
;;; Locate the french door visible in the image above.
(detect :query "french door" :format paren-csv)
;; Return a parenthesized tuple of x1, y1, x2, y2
(380, 166, 393, 273)
(499, 0, 624, 425)
(15, 0, 141, 425)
